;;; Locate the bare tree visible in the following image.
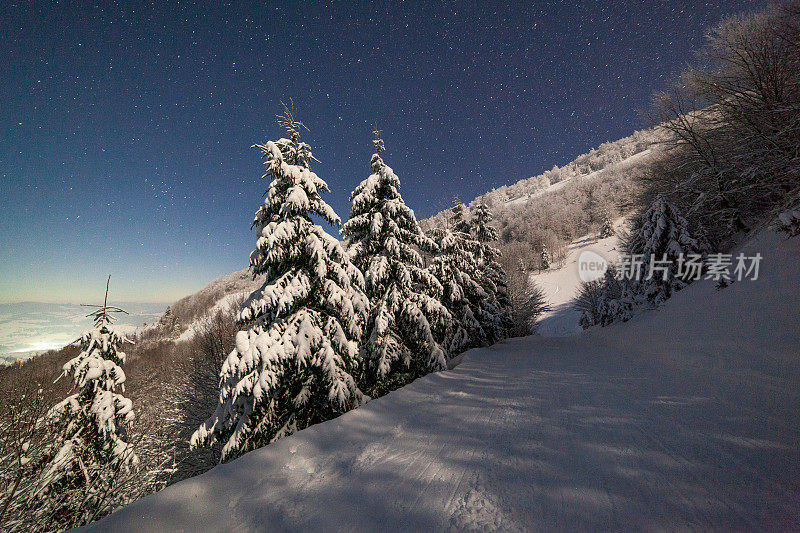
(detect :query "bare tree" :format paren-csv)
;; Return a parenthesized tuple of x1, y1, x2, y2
(649, 2, 800, 244)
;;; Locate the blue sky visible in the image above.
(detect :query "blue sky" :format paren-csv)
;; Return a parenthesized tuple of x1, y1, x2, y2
(0, 1, 759, 303)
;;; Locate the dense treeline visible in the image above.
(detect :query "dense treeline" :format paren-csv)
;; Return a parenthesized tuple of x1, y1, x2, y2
(649, 1, 800, 244)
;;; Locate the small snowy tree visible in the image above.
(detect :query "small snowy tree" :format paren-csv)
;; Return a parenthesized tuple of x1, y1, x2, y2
(599, 214, 615, 238)
(342, 131, 449, 395)
(192, 106, 368, 460)
(540, 244, 551, 270)
(469, 202, 511, 342)
(625, 196, 712, 304)
(35, 276, 138, 525)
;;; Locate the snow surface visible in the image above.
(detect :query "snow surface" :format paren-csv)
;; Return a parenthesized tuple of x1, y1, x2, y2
(88, 229, 800, 531)
(530, 223, 623, 337)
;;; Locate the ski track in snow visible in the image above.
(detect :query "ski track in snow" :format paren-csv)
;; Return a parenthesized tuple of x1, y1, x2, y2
(532, 224, 623, 337)
(89, 230, 800, 532)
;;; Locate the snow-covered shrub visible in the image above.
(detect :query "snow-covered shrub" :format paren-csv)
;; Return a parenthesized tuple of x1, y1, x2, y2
(502, 257, 551, 338)
(579, 198, 710, 328)
(192, 106, 368, 461)
(522, 281, 551, 335)
(575, 279, 604, 329)
(576, 268, 641, 329)
(0, 385, 49, 532)
(342, 132, 449, 396)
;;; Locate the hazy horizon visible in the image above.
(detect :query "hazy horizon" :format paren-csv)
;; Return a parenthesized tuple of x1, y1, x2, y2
(0, 301, 167, 365)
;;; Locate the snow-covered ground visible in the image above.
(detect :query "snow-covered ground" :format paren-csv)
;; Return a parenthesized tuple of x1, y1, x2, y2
(88, 229, 800, 531)
(531, 222, 623, 337)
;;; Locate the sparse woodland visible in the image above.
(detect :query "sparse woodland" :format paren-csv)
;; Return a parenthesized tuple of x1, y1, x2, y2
(2, 3, 799, 530)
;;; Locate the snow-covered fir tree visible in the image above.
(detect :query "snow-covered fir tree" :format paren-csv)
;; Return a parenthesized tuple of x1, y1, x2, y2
(599, 214, 615, 238)
(191, 106, 368, 461)
(469, 202, 511, 343)
(540, 244, 551, 270)
(449, 197, 472, 234)
(429, 202, 492, 353)
(428, 228, 482, 353)
(578, 197, 711, 328)
(625, 196, 712, 304)
(36, 277, 138, 524)
(341, 130, 449, 395)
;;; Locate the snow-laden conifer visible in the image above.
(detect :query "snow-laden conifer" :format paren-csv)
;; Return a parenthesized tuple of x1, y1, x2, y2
(578, 197, 711, 328)
(429, 202, 491, 353)
(540, 244, 551, 270)
(626, 196, 712, 304)
(342, 130, 448, 395)
(37, 276, 138, 521)
(576, 267, 642, 328)
(192, 106, 368, 460)
(469, 202, 511, 343)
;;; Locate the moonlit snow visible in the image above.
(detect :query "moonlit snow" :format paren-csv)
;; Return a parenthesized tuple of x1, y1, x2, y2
(87, 229, 800, 531)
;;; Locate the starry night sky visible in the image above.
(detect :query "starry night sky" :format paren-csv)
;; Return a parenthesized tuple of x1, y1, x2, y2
(1, 1, 759, 304)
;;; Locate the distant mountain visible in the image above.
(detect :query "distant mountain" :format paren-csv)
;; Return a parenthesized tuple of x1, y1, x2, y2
(148, 268, 264, 342)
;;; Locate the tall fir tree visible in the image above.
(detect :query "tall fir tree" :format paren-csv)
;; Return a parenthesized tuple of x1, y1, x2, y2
(192, 106, 368, 460)
(469, 202, 511, 342)
(429, 202, 491, 353)
(342, 130, 449, 396)
(37, 276, 138, 524)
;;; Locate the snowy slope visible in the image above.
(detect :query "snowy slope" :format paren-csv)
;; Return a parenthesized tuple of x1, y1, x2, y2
(88, 229, 800, 531)
(531, 221, 624, 337)
(175, 292, 248, 342)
